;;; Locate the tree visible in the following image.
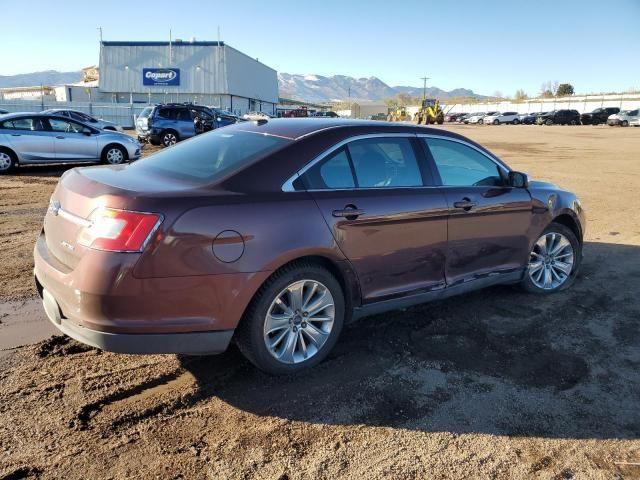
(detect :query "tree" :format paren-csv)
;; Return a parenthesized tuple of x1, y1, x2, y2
(514, 89, 528, 101)
(556, 83, 575, 97)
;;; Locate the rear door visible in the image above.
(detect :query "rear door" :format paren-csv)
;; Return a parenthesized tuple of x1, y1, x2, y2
(298, 134, 449, 302)
(46, 117, 99, 160)
(421, 135, 532, 285)
(0, 116, 55, 161)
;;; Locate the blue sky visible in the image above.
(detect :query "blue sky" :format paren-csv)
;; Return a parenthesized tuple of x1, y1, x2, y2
(0, 0, 638, 96)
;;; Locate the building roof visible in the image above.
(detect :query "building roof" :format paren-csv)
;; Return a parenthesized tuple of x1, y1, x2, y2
(101, 41, 225, 47)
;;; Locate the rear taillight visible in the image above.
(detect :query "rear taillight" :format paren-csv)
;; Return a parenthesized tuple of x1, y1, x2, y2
(78, 208, 162, 252)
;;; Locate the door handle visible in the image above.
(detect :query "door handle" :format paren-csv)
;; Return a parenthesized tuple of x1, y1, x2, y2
(56, 136, 65, 139)
(11, 133, 21, 136)
(332, 205, 364, 220)
(453, 198, 477, 211)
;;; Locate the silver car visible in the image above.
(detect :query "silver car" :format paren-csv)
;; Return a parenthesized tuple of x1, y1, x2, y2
(0, 112, 141, 173)
(42, 109, 123, 132)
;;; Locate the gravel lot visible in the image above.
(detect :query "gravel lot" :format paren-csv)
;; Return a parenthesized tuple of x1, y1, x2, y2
(1, 125, 639, 479)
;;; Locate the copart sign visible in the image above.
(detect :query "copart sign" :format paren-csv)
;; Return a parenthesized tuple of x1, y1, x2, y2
(143, 68, 180, 86)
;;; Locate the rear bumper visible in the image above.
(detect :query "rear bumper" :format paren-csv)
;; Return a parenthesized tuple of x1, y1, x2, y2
(39, 288, 233, 354)
(33, 233, 270, 353)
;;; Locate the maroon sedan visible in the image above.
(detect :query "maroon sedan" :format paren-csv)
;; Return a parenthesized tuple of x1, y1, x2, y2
(35, 119, 585, 374)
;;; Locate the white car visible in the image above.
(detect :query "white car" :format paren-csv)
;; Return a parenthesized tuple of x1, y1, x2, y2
(484, 111, 521, 125)
(607, 109, 640, 127)
(630, 117, 640, 127)
(467, 111, 498, 124)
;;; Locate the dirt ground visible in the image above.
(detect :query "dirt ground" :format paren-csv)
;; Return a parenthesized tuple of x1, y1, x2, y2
(1, 125, 639, 479)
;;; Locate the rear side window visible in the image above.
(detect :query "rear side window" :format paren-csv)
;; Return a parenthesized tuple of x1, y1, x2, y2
(306, 148, 355, 189)
(348, 138, 422, 188)
(425, 138, 504, 187)
(0, 117, 46, 131)
(128, 130, 289, 184)
(156, 108, 174, 120)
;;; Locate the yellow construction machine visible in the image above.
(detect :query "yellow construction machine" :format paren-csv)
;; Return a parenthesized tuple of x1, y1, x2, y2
(414, 98, 444, 125)
(387, 106, 411, 122)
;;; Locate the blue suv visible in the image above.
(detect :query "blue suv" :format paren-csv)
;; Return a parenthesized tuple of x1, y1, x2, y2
(136, 103, 237, 147)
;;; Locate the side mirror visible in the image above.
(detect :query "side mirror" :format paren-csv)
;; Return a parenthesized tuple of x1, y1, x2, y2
(82, 128, 92, 136)
(508, 171, 529, 188)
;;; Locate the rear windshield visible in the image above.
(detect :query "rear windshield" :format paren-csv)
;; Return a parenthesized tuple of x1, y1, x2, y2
(138, 107, 153, 118)
(128, 129, 289, 184)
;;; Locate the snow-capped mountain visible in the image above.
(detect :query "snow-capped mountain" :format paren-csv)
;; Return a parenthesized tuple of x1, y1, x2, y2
(278, 73, 485, 102)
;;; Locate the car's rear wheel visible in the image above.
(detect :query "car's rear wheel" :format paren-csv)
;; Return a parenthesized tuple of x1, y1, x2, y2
(102, 145, 126, 165)
(236, 262, 345, 375)
(521, 223, 580, 294)
(493, 119, 499, 125)
(0, 148, 16, 174)
(161, 130, 179, 147)
(545, 119, 553, 126)
(513, 119, 520, 125)
(478, 119, 484, 125)
(570, 119, 578, 125)
(622, 120, 629, 127)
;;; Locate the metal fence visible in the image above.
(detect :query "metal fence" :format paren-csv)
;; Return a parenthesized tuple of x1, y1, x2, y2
(0, 99, 150, 128)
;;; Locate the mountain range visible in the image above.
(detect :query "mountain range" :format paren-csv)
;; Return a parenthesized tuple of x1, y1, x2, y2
(0, 70, 486, 103)
(278, 73, 486, 103)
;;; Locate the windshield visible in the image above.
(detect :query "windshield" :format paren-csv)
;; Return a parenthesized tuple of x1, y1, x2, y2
(127, 129, 290, 184)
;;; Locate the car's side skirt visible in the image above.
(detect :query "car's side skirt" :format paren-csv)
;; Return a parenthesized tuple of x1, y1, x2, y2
(351, 269, 525, 321)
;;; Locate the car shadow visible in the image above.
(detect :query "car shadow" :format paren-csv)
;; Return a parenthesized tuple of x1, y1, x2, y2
(13, 163, 85, 177)
(177, 241, 639, 439)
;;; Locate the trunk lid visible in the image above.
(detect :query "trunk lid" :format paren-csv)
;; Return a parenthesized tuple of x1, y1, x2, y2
(43, 165, 210, 270)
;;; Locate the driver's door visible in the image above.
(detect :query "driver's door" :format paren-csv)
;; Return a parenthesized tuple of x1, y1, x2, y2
(422, 137, 533, 285)
(46, 118, 99, 160)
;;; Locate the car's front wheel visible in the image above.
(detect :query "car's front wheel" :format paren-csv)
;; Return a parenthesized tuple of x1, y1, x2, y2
(521, 223, 580, 294)
(622, 120, 629, 127)
(102, 145, 127, 165)
(236, 262, 345, 375)
(512, 119, 520, 125)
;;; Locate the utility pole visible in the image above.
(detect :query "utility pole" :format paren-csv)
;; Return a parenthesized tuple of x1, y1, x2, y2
(420, 76, 430, 100)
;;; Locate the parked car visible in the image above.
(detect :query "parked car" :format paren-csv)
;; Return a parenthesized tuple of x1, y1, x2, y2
(536, 110, 581, 125)
(243, 111, 276, 121)
(457, 113, 473, 123)
(630, 117, 640, 127)
(483, 112, 521, 125)
(468, 112, 498, 124)
(42, 109, 123, 132)
(0, 109, 9, 115)
(444, 113, 466, 122)
(210, 108, 244, 126)
(136, 103, 225, 147)
(312, 111, 339, 118)
(34, 118, 585, 374)
(0, 112, 140, 173)
(607, 109, 640, 127)
(519, 112, 548, 125)
(580, 107, 620, 125)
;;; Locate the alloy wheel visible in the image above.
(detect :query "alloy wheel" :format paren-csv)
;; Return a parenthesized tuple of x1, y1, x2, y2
(106, 148, 124, 164)
(528, 232, 575, 290)
(263, 279, 335, 364)
(163, 133, 177, 146)
(0, 152, 12, 171)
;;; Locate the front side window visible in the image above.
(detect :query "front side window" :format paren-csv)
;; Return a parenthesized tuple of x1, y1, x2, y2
(48, 118, 86, 133)
(425, 138, 504, 187)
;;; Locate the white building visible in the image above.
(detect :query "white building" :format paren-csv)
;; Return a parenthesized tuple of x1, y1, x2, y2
(98, 40, 279, 115)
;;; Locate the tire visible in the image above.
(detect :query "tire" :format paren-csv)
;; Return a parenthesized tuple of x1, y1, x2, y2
(545, 119, 553, 126)
(0, 148, 17, 174)
(622, 120, 629, 127)
(478, 119, 484, 125)
(520, 222, 581, 294)
(161, 130, 179, 147)
(570, 119, 577, 125)
(102, 145, 127, 165)
(493, 119, 499, 125)
(235, 262, 345, 375)
(513, 119, 520, 125)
